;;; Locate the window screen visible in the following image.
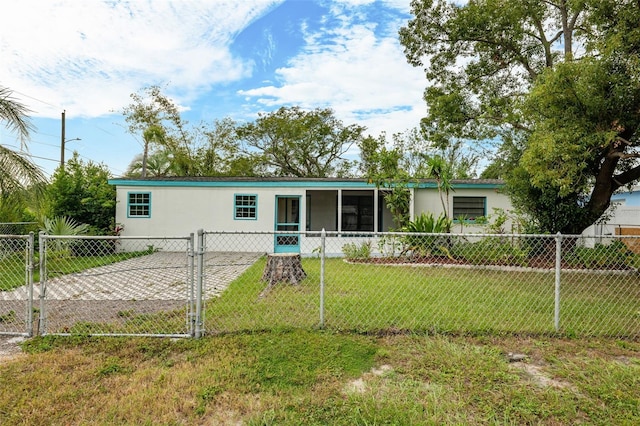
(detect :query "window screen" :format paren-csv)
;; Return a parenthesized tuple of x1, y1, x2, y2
(452, 196, 485, 220)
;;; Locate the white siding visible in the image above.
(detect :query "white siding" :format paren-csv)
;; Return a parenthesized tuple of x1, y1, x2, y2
(116, 186, 306, 237)
(113, 181, 512, 253)
(412, 187, 513, 232)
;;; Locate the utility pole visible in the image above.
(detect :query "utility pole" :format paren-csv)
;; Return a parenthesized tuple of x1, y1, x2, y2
(60, 110, 80, 167)
(60, 110, 66, 166)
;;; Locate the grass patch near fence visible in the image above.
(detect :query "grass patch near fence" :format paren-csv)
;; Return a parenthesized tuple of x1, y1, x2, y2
(205, 257, 321, 332)
(205, 257, 640, 337)
(1, 331, 638, 424)
(0, 253, 31, 291)
(25, 254, 639, 338)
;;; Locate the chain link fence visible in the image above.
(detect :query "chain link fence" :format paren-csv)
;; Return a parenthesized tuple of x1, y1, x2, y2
(37, 234, 195, 337)
(0, 222, 38, 235)
(201, 231, 318, 335)
(2, 230, 638, 339)
(0, 233, 35, 336)
(202, 231, 640, 339)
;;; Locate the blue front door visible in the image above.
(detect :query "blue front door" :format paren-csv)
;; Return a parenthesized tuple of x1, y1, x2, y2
(274, 196, 301, 253)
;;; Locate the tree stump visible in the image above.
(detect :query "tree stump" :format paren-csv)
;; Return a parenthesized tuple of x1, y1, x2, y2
(260, 253, 307, 297)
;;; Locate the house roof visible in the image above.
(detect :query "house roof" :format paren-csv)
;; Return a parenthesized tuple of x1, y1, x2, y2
(108, 176, 505, 190)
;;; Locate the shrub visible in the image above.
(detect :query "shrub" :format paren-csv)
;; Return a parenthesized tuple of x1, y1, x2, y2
(40, 216, 90, 256)
(401, 213, 452, 257)
(565, 240, 638, 269)
(452, 237, 528, 266)
(342, 241, 372, 260)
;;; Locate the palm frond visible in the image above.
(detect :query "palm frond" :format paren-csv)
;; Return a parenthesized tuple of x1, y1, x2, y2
(0, 145, 46, 198)
(0, 86, 34, 146)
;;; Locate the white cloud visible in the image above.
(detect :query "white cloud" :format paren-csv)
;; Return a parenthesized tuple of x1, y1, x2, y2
(0, 0, 282, 118)
(238, 8, 426, 135)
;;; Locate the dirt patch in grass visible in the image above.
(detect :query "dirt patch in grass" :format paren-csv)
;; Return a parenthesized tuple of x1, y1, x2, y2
(0, 335, 25, 363)
(511, 361, 576, 390)
(344, 364, 394, 394)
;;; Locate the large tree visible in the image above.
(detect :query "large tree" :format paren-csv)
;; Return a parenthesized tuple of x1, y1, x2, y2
(121, 87, 259, 177)
(121, 86, 195, 176)
(400, 0, 640, 233)
(0, 85, 45, 221)
(236, 106, 365, 177)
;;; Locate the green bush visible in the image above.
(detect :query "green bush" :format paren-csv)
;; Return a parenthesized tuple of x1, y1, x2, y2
(452, 237, 528, 266)
(40, 216, 90, 257)
(565, 240, 638, 269)
(47, 154, 116, 235)
(401, 213, 452, 257)
(342, 241, 372, 260)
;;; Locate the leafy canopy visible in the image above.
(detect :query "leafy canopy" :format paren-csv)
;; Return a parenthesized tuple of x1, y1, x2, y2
(121, 86, 258, 177)
(47, 153, 115, 235)
(122, 88, 367, 178)
(400, 0, 640, 233)
(236, 106, 365, 178)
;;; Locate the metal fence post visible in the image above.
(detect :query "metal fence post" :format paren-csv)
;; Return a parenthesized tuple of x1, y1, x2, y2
(38, 232, 46, 336)
(195, 229, 205, 338)
(319, 228, 326, 328)
(188, 232, 195, 337)
(26, 232, 34, 337)
(554, 232, 562, 332)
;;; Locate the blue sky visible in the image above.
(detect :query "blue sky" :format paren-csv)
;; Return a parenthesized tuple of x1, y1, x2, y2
(0, 0, 426, 177)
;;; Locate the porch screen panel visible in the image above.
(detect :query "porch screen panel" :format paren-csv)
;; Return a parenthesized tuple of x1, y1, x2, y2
(342, 193, 374, 232)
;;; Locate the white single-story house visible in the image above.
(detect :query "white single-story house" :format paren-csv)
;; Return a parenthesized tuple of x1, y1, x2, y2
(108, 177, 511, 253)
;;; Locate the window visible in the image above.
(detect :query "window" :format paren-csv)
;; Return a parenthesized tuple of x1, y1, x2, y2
(128, 192, 151, 218)
(452, 196, 486, 220)
(234, 194, 257, 220)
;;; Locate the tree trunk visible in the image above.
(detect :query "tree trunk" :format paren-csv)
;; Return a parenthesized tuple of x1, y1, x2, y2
(260, 254, 307, 297)
(570, 128, 640, 234)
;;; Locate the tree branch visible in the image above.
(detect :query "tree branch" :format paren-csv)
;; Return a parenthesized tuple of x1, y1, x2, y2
(606, 151, 640, 160)
(613, 164, 640, 188)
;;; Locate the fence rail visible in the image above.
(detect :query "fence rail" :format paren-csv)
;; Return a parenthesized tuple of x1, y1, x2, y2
(0, 230, 639, 339)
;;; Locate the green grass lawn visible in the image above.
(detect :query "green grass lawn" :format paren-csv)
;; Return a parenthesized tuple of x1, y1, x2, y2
(1, 331, 638, 425)
(3, 253, 638, 339)
(1, 254, 638, 424)
(206, 257, 640, 338)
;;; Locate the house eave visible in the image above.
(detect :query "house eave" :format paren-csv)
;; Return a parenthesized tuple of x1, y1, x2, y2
(108, 177, 505, 190)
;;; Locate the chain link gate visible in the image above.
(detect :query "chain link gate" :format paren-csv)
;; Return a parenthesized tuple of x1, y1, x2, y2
(38, 233, 197, 337)
(0, 233, 35, 337)
(196, 231, 269, 336)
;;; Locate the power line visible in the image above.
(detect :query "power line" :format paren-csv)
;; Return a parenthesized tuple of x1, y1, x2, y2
(33, 130, 61, 139)
(25, 153, 60, 163)
(1, 143, 58, 162)
(2, 141, 125, 176)
(10, 89, 61, 109)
